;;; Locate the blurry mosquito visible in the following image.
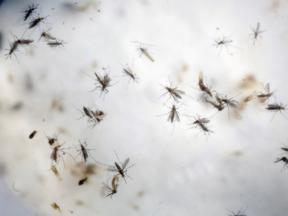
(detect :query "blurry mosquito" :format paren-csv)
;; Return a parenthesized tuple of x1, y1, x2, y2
(220, 94, 242, 120)
(38, 28, 56, 41)
(206, 93, 225, 111)
(122, 64, 139, 84)
(188, 116, 214, 136)
(29, 14, 48, 29)
(257, 83, 274, 102)
(91, 110, 106, 123)
(134, 41, 154, 62)
(275, 157, 288, 171)
(213, 35, 233, 55)
(103, 175, 119, 198)
(5, 41, 19, 61)
(157, 103, 183, 124)
(107, 152, 135, 183)
(249, 22, 265, 45)
(160, 79, 185, 103)
(266, 103, 287, 121)
(47, 40, 66, 48)
(227, 208, 247, 216)
(78, 177, 88, 185)
(198, 71, 213, 99)
(51, 202, 62, 213)
(29, 130, 37, 139)
(23, 3, 39, 21)
(242, 92, 255, 104)
(51, 165, 62, 181)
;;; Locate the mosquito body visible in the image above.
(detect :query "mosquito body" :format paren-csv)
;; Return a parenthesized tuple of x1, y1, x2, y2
(220, 95, 242, 119)
(266, 103, 287, 121)
(23, 4, 39, 21)
(44, 133, 59, 147)
(5, 41, 19, 60)
(29, 130, 37, 139)
(250, 22, 265, 44)
(160, 81, 185, 103)
(51, 165, 62, 181)
(243, 93, 254, 104)
(39, 29, 56, 41)
(78, 177, 88, 185)
(213, 35, 233, 55)
(29, 16, 47, 29)
(257, 83, 274, 102)
(50, 143, 74, 168)
(17, 39, 34, 46)
(206, 98, 225, 111)
(103, 176, 119, 198)
(92, 70, 115, 96)
(158, 104, 181, 124)
(123, 67, 139, 83)
(91, 110, 106, 123)
(47, 40, 66, 48)
(107, 157, 135, 183)
(189, 116, 214, 136)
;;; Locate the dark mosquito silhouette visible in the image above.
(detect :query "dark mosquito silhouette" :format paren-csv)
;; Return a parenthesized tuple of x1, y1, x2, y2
(188, 116, 214, 136)
(160, 80, 185, 103)
(103, 175, 119, 198)
(78, 177, 88, 185)
(123, 65, 139, 84)
(266, 103, 287, 121)
(5, 41, 19, 61)
(249, 22, 265, 45)
(29, 15, 48, 29)
(44, 132, 59, 147)
(206, 95, 225, 111)
(107, 152, 135, 183)
(29, 130, 37, 139)
(23, 4, 39, 21)
(257, 83, 274, 102)
(50, 142, 75, 169)
(47, 40, 66, 48)
(275, 157, 288, 171)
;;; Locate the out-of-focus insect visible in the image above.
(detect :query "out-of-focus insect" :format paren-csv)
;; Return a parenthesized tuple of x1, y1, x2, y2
(51, 202, 62, 213)
(266, 103, 287, 121)
(279, 142, 288, 153)
(157, 104, 180, 124)
(249, 22, 265, 45)
(103, 175, 119, 198)
(51, 165, 62, 181)
(44, 132, 59, 147)
(47, 40, 66, 48)
(5, 41, 19, 61)
(17, 39, 34, 47)
(38, 28, 56, 41)
(23, 4, 39, 21)
(123, 65, 139, 84)
(198, 71, 213, 98)
(206, 97, 225, 111)
(189, 116, 214, 136)
(257, 83, 274, 102)
(29, 15, 48, 29)
(78, 177, 88, 185)
(275, 157, 288, 171)
(160, 80, 185, 103)
(220, 94, 242, 119)
(107, 152, 135, 183)
(91, 110, 106, 123)
(75, 140, 105, 165)
(242, 93, 255, 104)
(227, 208, 247, 216)
(134, 42, 154, 62)
(29, 130, 37, 139)
(213, 35, 233, 55)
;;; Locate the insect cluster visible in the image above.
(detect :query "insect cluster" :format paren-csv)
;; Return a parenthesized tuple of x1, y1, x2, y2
(5, 4, 66, 62)
(3, 1, 288, 216)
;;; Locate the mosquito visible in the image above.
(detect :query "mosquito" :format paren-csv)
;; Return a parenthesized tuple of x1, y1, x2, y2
(213, 35, 233, 55)
(134, 42, 154, 62)
(257, 83, 274, 102)
(17, 39, 34, 47)
(78, 177, 88, 185)
(160, 80, 185, 103)
(29, 15, 48, 29)
(91, 68, 117, 97)
(38, 28, 56, 41)
(227, 208, 247, 216)
(5, 40, 19, 61)
(107, 152, 135, 183)
(242, 93, 254, 104)
(206, 98, 225, 111)
(91, 110, 106, 123)
(266, 103, 287, 121)
(50, 143, 75, 169)
(220, 94, 242, 120)
(123, 65, 139, 84)
(249, 22, 265, 45)
(188, 116, 214, 136)
(47, 40, 66, 48)
(198, 71, 213, 98)
(157, 104, 181, 124)
(275, 157, 288, 171)
(23, 4, 39, 21)
(44, 132, 59, 147)
(103, 175, 119, 198)
(29, 130, 37, 139)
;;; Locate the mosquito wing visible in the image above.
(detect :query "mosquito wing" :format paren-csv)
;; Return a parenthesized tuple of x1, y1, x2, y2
(167, 110, 174, 123)
(122, 158, 130, 170)
(107, 166, 119, 172)
(228, 100, 239, 108)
